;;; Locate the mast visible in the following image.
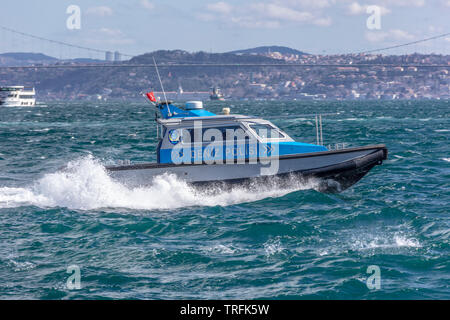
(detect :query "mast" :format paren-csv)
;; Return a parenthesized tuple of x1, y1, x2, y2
(153, 57, 171, 117)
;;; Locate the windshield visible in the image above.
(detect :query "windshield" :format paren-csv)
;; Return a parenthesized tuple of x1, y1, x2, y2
(249, 124, 285, 139)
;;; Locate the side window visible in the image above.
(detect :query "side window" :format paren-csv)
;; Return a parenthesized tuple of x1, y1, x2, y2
(180, 126, 247, 144)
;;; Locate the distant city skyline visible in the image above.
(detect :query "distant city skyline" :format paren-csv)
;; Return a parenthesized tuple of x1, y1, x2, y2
(0, 0, 449, 59)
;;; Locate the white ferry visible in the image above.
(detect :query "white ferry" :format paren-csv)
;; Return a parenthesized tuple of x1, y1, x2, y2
(0, 86, 36, 107)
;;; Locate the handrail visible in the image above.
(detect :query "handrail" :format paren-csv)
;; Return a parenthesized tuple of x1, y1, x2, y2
(315, 114, 324, 146)
(262, 112, 340, 119)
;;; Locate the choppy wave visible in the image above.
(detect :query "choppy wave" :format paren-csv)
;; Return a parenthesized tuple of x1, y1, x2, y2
(350, 234, 421, 250)
(1, 100, 449, 299)
(0, 156, 318, 211)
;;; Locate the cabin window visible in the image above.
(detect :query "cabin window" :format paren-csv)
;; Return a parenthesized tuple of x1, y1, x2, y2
(249, 124, 285, 139)
(180, 125, 248, 144)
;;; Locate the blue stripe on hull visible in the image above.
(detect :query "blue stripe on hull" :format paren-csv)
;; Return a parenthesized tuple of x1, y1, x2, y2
(159, 142, 327, 164)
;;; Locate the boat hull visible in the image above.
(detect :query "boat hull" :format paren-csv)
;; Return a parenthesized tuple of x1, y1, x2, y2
(106, 145, 387, 193)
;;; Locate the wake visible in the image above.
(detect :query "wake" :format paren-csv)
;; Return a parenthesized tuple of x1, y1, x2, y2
(0, 156, 318, 211)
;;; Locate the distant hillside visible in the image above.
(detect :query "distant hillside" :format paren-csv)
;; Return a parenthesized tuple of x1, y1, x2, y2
(1, 50, 447, 101)
(0, 49, 288, 98)
(0, 48, 298, 67)
(0, 52, 57, 61)
(228, 46, 309, 56)
(129, 50, 283, 64)
(0, 52, 58, 66)
(0, 52, 107, 66)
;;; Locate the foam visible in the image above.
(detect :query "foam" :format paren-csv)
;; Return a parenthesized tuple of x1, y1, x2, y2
(0, 156, 317, 211)
(263, 238, 284, 256)
(351, 234, 421, 250)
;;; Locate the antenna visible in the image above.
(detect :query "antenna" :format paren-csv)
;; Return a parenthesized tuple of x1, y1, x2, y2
(153, 57, 171, 116)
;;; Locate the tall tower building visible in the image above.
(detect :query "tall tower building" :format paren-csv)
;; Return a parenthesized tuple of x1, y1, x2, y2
(105, 51, 113, 62)
(114, 51, 121, 62)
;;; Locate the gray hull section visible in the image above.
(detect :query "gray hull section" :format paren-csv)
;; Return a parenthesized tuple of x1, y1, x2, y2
(107, 145, 388, 192)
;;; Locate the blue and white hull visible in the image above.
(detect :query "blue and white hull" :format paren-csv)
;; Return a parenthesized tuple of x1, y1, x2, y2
(107, 145, 387, 193)
(104, 99, 388, 193)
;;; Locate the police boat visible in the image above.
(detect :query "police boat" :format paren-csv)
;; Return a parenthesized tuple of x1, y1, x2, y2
(106, 100, 387, 193)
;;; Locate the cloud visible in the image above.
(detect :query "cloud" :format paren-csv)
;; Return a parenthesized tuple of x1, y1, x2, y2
(365, 31, 389, 43)
(347, 2, 390, 15)
(384, 0, 425, 7)
(140, 0, 155, 10)
(346, 0, 427, 17)
(428, 25, 444, 33)
(362, 0, 426, 8)
(86, 6, 113, 17)
(201, 1, 333, 28)
(207, 2, 233, 14)
(98, 28, 124, 37)
(252, 3, 314, 22)
(230, 16, 282, 29)
(347, 2, 365, 15)
(390, 29, 415, 41)
(365, 29, 415, 42)
(275, 0, 334, 9)
(83, 28, 135, 46)
(313, 16, 332, 26)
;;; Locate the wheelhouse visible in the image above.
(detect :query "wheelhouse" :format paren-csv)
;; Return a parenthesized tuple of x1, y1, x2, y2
(155, 112, 326, 164)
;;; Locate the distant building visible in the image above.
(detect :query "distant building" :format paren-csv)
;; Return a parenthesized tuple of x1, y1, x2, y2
(105, 51, 113, 62)
(114, 51, 121, 62)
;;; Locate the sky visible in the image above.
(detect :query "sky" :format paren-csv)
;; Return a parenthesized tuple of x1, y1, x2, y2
(0, 0, 449, 59)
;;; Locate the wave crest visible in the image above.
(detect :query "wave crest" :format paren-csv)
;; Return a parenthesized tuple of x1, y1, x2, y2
(0, 156, 317, 211)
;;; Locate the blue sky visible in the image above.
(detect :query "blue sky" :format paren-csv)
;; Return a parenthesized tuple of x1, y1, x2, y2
(0, 0, 449, 58)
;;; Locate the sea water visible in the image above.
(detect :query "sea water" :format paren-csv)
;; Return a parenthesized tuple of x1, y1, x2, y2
(0, 100, 448, 299)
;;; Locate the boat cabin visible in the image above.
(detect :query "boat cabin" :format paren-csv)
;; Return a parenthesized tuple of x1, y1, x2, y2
(154, 101, 327, 164)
